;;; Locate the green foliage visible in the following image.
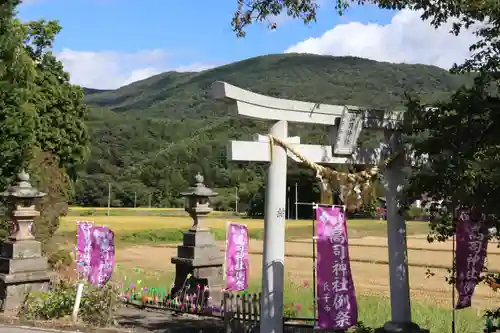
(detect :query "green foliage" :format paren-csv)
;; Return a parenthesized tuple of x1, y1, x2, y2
(232, 0, 319, 37)
(23, 19, 90, 178)
(0, 0, 37, 189)
(358, 191, 379, 218)
(20, 279, 121, 327)
(28, 149, 73, 244)
(46, 249, 73, 269)
(403, 206, 427, 221)
(404, 75, 500, 238)
(120, 228, 226, 244)
(0, 5, 89, 247)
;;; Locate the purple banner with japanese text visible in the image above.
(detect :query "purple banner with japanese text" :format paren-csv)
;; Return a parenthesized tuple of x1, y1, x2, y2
(455, 209, 489, 309)
(225, 222, 249, 291)
(316, 207, 357, 330)
(88, 225, 115, 287)
(76, 221, 94, 279)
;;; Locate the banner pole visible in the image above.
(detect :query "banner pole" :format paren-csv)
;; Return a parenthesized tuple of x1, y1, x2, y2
(224, 221, 229, 282)
(312, 203, 318, 326)
(452, 232, 456, 333)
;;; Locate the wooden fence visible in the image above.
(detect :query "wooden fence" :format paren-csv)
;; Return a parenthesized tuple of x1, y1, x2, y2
(126, 290, 349, 333)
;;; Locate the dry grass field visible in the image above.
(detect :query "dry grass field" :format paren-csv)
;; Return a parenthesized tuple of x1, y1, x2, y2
(60, 215, 314, 232)
(59, 214, 429, 233)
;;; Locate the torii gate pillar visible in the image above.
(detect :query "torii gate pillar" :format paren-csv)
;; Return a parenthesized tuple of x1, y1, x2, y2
(261, 120, 288, 333)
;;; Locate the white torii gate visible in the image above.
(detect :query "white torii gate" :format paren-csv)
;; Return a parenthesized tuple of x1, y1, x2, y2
(211, 81, 422, 333)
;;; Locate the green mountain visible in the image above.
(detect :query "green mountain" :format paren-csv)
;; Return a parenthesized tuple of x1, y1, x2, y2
(75, 53, 469, 212)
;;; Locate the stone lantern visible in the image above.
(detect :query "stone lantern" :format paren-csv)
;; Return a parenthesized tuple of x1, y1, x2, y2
(182, 173, 218, 230)
(0, 170, 51, 313)
(170, 173, 224, 307)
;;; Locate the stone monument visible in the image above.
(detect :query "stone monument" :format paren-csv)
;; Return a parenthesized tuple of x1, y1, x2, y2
(170, 173, 224, 306)
(0, 170, 52, 314)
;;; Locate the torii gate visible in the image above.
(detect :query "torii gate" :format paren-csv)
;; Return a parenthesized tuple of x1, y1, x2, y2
(211, 81, 422, 333)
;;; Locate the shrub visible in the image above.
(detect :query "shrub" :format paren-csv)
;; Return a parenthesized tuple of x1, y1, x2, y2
(20, 278, 122, 327)
(404, 206, 429, 221)
(47, 249, 73, 269)
(80, 209, 97, 216)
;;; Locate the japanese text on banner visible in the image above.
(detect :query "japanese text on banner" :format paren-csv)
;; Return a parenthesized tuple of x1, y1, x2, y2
(316, 207, 358, 330)
(455, 209, 488, 309)
(225, 222, 249, 291)
(76, 221, 94, 279)
(88, 225, 115, 287)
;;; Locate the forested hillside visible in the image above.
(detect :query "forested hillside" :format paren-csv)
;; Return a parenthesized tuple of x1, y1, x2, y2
(74, 53, 470, 213)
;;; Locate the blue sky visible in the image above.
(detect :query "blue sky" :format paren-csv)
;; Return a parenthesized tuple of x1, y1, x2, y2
(18, 0, 474, 89)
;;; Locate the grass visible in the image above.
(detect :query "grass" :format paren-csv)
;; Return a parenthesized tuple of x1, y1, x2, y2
(67, 207, 231, 217)
(113, 266, 484, 333)
(59, 215, 429, 239)
(118, 227, 312, 245)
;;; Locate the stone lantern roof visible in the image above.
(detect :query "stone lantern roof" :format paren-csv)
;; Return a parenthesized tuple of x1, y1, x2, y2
(1, 170, 46, 199)
(180, 173, 218, 198)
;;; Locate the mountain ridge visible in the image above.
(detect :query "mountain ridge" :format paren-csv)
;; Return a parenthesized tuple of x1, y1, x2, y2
(84, 53, 469, 118)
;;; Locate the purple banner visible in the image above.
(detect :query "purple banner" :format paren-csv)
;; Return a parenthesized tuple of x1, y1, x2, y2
(76, 221, 94, 278)
(88, 225, 115, 287)
(225, 222, 249, 291)
(316, 207, 357, 330)
(455, 209, 489, 309)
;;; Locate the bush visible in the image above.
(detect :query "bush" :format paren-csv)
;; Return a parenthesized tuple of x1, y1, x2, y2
(79, 209, 97, 216)
(359, 199, 378, 219)
(20, 278, 122, 327)
(47, 249, 73, 269)
(404, 206, 429, 221)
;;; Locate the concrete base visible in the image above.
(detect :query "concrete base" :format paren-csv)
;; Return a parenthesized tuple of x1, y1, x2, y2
(170, 228, 224, 307)
(0, 240, 52, 314)
(376, 322, 429, 333)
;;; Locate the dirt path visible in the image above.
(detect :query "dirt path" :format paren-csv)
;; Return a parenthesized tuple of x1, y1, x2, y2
(117, 235, 498, 309)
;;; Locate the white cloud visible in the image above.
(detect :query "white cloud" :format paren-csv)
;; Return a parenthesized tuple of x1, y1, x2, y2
(285, 9, 478, 69)
(56, 48, 215, 89)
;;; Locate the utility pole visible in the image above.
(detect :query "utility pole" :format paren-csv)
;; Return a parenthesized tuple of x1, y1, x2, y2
(287, 186, 290, 219)
(295, 182, 298, 220)
(148, 193, 152, 208)
(134, 192, 137, 208)
(107, 183, 111, 216)
(235, 187, 239, 215)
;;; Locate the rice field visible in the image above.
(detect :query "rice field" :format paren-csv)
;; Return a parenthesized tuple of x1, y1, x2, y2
(60, 213, 429, 234)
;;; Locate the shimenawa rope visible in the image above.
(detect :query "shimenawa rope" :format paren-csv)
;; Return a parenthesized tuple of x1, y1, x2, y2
(265, 134, 401, 210)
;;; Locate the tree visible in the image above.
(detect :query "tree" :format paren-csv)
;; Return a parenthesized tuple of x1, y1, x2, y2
(0, 3, 90, 248)
(0, 0, 37, 189)
(23, 19, 90, 179)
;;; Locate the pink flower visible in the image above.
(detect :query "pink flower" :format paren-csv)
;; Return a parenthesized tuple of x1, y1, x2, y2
(302, 280, 309, 288)
(295, 304, 302, 312)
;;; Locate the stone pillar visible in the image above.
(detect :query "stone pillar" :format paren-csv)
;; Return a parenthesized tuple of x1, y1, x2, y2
(0, 170, 52, 314)
(170, 173, 224, 307)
